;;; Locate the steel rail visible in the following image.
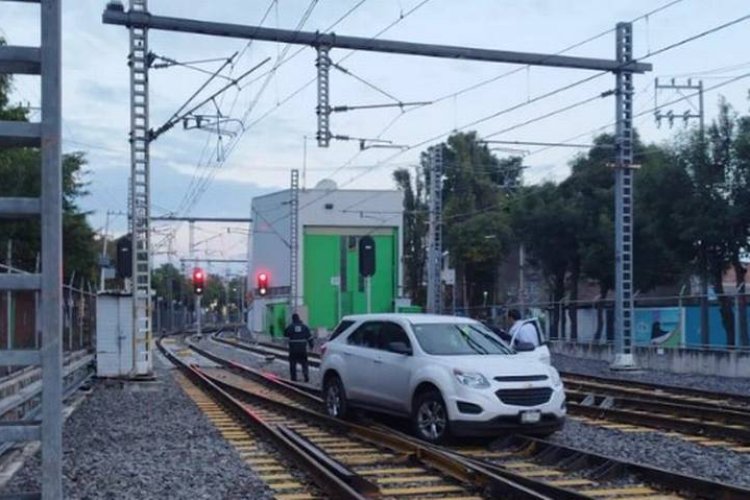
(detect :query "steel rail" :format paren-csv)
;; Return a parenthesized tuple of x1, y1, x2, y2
(464, 435, 750, 500)
(561, 372, 750, 407)
(563, 378, 750, 414)
(566, 389, 750, 426)
(568, 399, 750, 445)
(158, 338, 369, 499)
(205, 333, 750, 497)
(194, 361, 552, 499)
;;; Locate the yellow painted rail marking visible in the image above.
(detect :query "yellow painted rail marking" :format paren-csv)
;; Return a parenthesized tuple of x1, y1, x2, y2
(549, 479, 595, 487)
(380, 485, 464, 496)
(581, 486, 656, 497)
(375, 475, 442, 484)
(357, 467, 425, 476)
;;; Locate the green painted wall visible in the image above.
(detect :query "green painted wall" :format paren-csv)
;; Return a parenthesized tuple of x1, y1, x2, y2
(265, 302, 288, 337)
(304, 229, 398, 330)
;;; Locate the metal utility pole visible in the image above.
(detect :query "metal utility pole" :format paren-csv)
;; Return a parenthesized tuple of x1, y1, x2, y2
(128, 0, 153, 376)
(289, 170, 300, 315)
(426, 146, 444, 314)
(611, 23, 637, 370)
(100, 210, 111, 291)
(518, 243, 526, 314)
(6, 240, 12, 350)
(0, 0, 64, 496)
(654, 78, 708, 345)
(315, 47, 331, 147)
(654, 78, 704, 130)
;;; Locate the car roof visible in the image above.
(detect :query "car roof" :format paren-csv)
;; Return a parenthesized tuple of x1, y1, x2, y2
(340, 313, 479, 325)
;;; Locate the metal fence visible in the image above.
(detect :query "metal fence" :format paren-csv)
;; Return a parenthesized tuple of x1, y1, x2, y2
(451, 292, 750, 350)
(0, 263, 96, 375)
(150, 300, 245, 334)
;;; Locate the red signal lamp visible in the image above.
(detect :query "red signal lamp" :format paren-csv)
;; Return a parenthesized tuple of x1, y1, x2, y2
(193, 267, 205, 295)
(257, 272, 269, 296)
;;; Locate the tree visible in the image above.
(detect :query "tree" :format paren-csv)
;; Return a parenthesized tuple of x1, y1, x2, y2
(393, 167, 427, 305)
(440, 132, 516, 308)
(510, 182, 578, 338)
(398, 132, 518, 310)
(0, 40, 98, 282)
(152, 263, 188, 303)
(670, 98, 750, 346)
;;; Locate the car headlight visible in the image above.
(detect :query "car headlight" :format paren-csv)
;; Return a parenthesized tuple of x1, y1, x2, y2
(549, 369, 563, 388)
(453, 369, 490, 389)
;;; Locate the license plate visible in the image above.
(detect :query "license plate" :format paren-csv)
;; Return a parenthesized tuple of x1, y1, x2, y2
(520, 410, 541, 424)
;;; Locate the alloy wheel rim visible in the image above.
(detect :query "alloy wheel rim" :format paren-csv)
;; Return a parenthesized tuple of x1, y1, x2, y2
(326, 383, 341, 417)
(417, 400, 446, 440)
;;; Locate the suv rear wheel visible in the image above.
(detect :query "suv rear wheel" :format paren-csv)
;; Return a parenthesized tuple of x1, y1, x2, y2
(323, 375, 349, 419)
(412, 390, 450, 444)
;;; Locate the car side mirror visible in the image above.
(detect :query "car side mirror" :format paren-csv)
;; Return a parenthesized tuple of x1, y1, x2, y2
(387, 341, 412, 355)
(514, 341, 536, 352)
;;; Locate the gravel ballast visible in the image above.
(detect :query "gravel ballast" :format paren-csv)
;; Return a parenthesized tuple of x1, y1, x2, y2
(553, 352, 750, 396)
(200, 334, 323, 387)
(200, 332, 750, 490)
(2, 353, 274, 499)
(550, 418, 750, 489)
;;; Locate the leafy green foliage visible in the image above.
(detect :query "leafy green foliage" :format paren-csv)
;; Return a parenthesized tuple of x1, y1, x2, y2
(0, 47, 98, 281)
(393, 167, 427, 305)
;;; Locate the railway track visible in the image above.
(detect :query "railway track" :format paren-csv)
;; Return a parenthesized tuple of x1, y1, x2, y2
(161, 336, 550, 499)
(209, 334, 750, 452)
(560, 372, 750, 409)
(187, 335, 750, 499)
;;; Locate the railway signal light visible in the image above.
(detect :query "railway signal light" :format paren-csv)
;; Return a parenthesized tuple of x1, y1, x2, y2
(193, 268, 205, 295)
(257, 272, 269, 296)
(359, 235, 376, 277)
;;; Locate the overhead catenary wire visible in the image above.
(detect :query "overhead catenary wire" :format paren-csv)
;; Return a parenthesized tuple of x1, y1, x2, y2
(175, 0, 378, 216)
(175, 0, 433, 220)
(341, 11, 750, 185)
(526, 70, 750, 161)
(296, 0, 691, 210)
(275, 9, 750, 229)
(175, 0, 279, 217)
(176, 1, 321, 217)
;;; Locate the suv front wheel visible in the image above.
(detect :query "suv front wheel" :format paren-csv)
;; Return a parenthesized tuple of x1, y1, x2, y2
(412, 389, 450, 444)
(323, 374, 349, 419)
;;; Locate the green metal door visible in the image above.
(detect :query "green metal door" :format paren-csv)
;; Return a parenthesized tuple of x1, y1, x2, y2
(304, 228, 398, 330)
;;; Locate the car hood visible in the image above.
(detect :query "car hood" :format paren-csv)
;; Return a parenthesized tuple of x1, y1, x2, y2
(429, 354, 555, 379)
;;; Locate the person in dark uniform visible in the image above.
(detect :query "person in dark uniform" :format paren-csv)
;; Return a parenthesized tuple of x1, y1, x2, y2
(284, 313, 313, 382)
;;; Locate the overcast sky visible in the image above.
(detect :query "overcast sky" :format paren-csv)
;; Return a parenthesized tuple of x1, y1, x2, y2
(2, 0, 750, 275)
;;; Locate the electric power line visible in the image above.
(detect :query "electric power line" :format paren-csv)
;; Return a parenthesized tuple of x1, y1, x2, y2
(276, 10, 750, 228)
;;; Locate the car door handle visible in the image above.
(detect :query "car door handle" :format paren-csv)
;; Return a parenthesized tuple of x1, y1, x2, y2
(373, 358, 383, 364)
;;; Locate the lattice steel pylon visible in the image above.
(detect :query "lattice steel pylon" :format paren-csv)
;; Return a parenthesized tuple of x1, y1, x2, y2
(129, 0, 152, 375)
(612, 22, 637, 369)
(315, 46, 331, 147)
(289, 169, 300, 314)
(0, 0, 63, 497)
(426, 146, 444, 314)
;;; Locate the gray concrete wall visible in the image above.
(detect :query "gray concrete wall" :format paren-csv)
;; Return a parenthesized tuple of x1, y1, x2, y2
(551, 341, 750, 378)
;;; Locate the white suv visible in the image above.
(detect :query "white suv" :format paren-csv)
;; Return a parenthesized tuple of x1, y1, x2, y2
(320, 313, 566, 443)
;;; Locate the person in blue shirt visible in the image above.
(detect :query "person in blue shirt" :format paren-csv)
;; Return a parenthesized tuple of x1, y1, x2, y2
(284, 313, 313, 382)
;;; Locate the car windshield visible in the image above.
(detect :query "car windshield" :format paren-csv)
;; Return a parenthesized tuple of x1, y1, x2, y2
(411, 322, 514, 355)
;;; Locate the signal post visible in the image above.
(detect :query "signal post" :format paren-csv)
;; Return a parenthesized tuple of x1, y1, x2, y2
(193, 267, 204, 335)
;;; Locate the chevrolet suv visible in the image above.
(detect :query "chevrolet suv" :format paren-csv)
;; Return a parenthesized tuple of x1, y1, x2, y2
(320, 313, 566, 443)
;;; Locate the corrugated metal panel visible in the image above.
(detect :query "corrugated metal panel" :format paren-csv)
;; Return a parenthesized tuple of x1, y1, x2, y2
(96, 295, 133, 377)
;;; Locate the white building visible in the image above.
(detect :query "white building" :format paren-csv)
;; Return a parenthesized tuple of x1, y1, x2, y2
(248, 180, 404, 335)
